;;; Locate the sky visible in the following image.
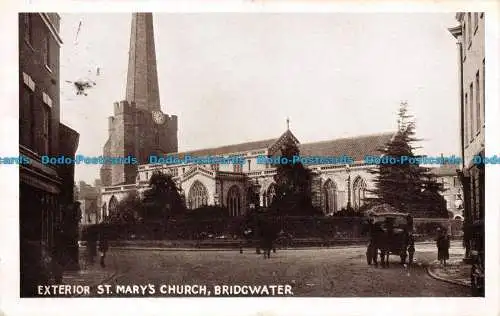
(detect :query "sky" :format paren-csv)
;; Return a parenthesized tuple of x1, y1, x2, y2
(58, 13, 461, 185)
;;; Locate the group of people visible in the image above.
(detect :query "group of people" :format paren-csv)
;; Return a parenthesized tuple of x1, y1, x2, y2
(366, 214, 451, 267)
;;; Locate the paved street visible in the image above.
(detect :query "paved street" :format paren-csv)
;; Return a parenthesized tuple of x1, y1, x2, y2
(92, 241, 470, 297)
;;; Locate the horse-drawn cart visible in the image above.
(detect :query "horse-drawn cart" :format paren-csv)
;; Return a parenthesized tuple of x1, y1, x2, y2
(365, 211, 414, 267)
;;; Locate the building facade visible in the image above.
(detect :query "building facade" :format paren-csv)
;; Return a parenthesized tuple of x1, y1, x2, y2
(19, 13, 80, 295)
(431, 164, 464, 219)
(77, 180, 101, 225)
(100, 130, 394, 218)
(449, 12, 485, 258)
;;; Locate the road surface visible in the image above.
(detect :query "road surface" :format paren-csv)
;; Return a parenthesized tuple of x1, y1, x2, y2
(95, 241, 469, 297)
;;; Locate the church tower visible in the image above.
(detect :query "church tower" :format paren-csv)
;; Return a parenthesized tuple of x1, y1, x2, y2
(101, 13, 178, 186)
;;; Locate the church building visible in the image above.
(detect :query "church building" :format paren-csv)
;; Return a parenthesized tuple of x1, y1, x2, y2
(99, 13, 395, 219)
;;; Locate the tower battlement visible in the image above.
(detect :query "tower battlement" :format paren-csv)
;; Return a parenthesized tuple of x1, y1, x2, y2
(113, 100, 137, 115)
(164, 114, 178, 129)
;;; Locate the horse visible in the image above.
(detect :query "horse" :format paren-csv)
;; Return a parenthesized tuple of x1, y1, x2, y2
(369, 221, 403, 268)
(370, 222, 390, 268)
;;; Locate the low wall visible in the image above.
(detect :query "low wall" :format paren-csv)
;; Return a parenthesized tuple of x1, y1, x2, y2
(81, 217, 463, 242)
(103, 238, 369, 249)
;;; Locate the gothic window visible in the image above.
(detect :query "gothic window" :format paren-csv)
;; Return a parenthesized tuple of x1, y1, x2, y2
(188, 181, 208, 210)
(108, 196, 118, 218)
(265, 183, 277, 207)
(227, 185, 241, 216)
(322, 179, 338, 214)
(352, 177, 367, 210)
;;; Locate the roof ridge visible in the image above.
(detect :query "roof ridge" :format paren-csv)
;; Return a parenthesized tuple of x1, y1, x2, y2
(300, 131, 396, 146)
(170, 137, 278, 155)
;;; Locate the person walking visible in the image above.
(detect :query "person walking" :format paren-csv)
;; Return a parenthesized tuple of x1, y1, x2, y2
(436, 228, 450, 266)
(98, 233, 109, 268)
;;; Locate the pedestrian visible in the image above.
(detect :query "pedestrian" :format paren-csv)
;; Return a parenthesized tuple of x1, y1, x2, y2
(436, 228, 450, 266)
(86, 229, 97, 265)
(98, 233, 109, 268)
(407, 233, 415, 266)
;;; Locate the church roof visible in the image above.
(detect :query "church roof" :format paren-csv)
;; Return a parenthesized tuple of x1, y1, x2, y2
(171, 131, 394, 161)
(174, 138, 278, 158)
(299, 132, 394, 161)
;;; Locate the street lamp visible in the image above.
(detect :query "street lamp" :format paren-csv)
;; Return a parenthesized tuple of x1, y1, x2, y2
(345, 164, 352, 211)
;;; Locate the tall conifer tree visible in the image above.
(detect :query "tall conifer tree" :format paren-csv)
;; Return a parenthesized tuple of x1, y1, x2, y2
(367, 102, 445, 217)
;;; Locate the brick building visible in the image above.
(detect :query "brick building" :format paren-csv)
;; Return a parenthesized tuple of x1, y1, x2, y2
(448, 12, 485, 259)
(19, 13, 79, 296)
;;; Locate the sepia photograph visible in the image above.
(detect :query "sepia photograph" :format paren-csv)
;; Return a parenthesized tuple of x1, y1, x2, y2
(2, 1, 496, 314)
(16, 10, 487, 300)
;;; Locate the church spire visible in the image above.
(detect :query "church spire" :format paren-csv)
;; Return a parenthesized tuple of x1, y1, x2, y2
(125, 13, 161, 112)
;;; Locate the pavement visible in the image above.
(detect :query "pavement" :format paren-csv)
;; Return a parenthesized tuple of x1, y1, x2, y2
(62, 267, 116, 286)
(62, 250, 117, 287)
(426, 255, 471, 288)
